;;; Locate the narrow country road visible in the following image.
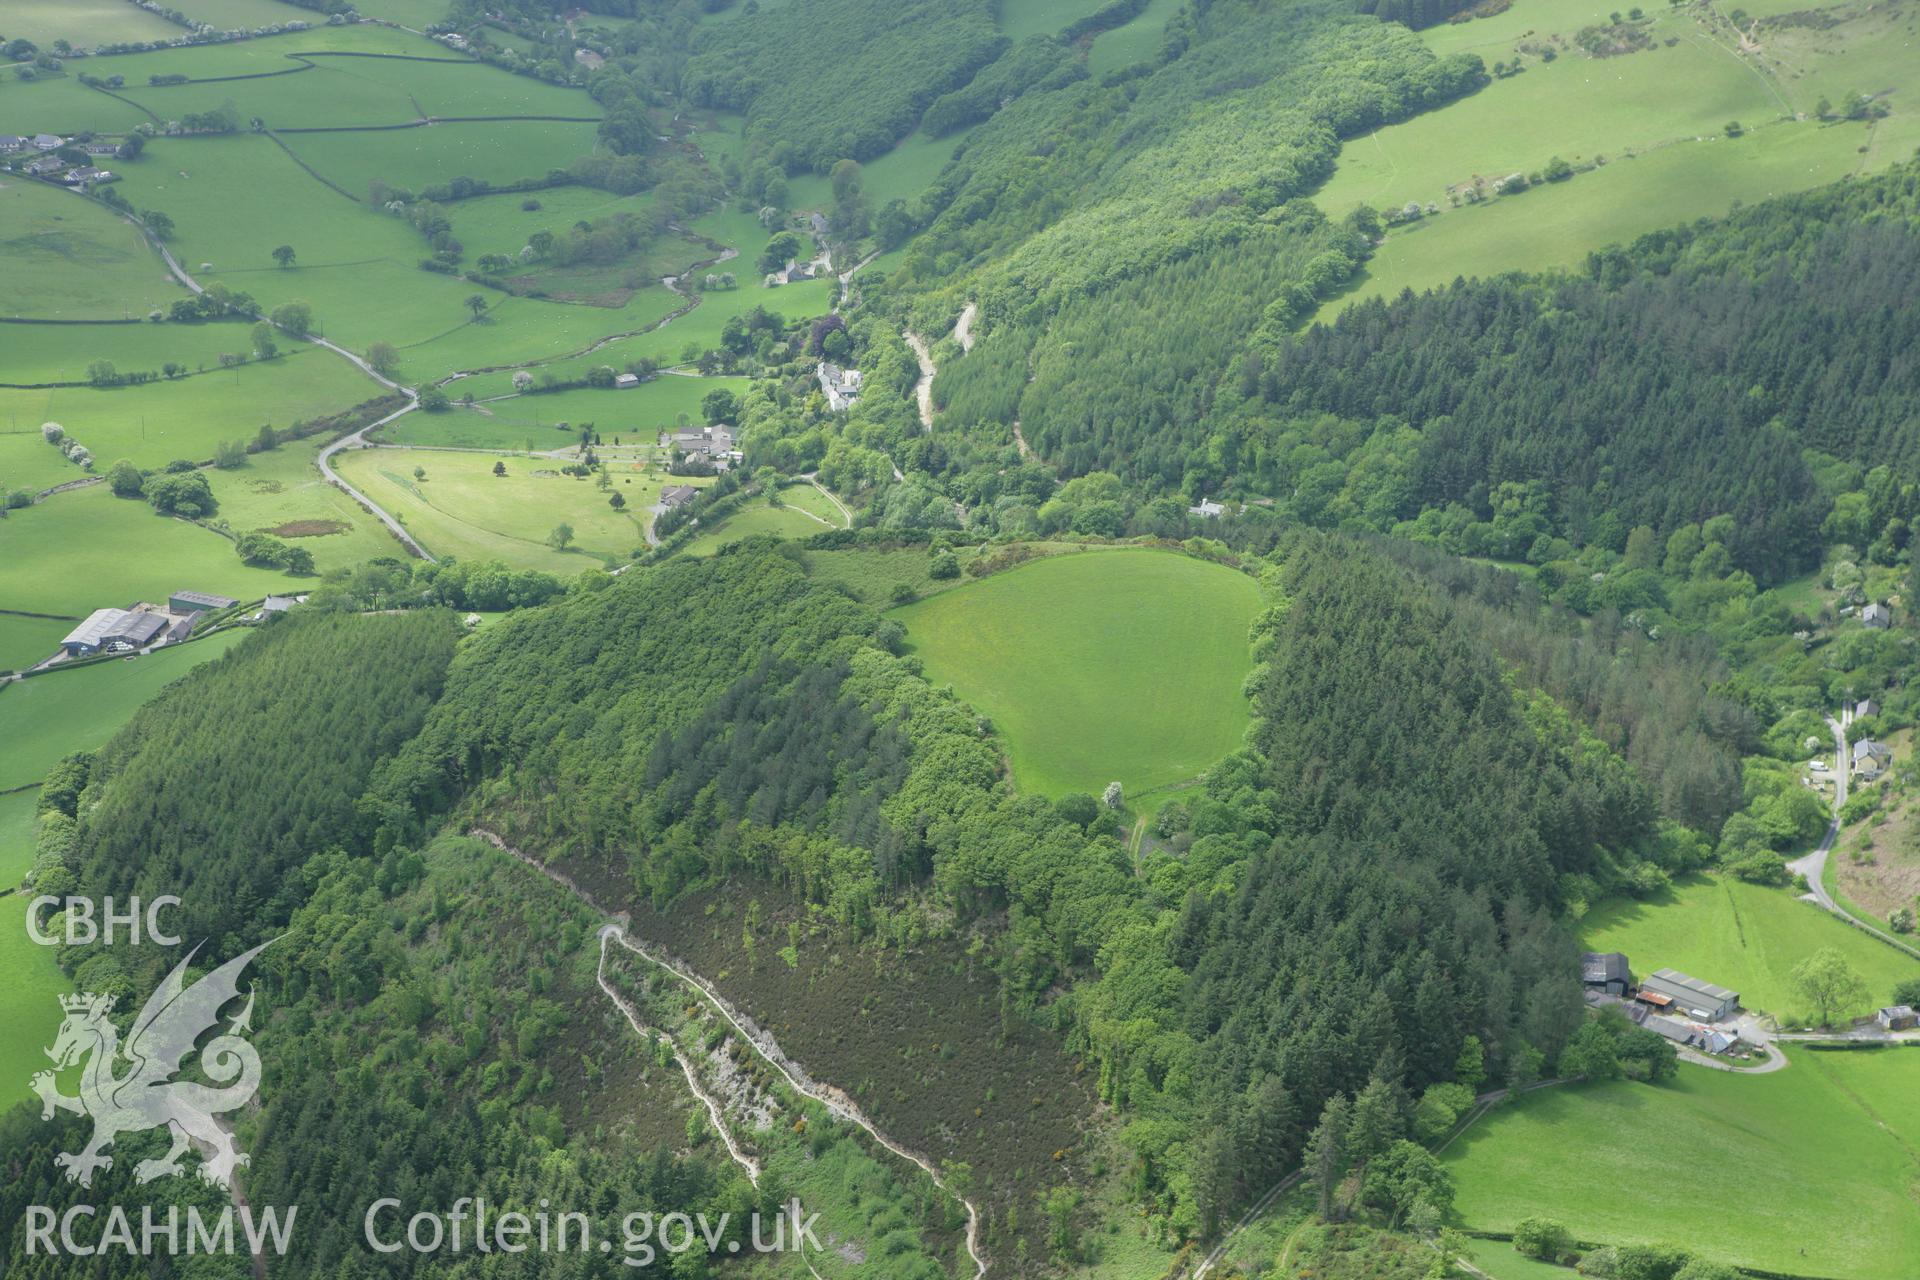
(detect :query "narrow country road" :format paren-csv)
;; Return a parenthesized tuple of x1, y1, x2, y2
(1788, 713, 1847, 909)
(1785, 710, 1920, 960)
(134, 205, 434, 560)
(316, 403, 436, 562)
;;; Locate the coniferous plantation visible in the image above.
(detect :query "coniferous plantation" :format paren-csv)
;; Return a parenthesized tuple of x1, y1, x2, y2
(5, 1, 1920, 1278)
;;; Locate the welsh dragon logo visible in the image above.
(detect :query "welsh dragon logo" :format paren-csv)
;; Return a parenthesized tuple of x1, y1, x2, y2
(32, 940, 270, 1189)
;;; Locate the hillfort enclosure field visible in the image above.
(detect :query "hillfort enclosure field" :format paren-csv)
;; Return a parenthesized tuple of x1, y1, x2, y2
(890, 550, 1264, 797)
(7, 1, 1920, 1278)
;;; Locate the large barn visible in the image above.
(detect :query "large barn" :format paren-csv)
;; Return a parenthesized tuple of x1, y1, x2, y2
(61, 608, 168, 656)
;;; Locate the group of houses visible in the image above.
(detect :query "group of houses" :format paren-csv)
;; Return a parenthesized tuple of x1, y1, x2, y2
(817, 362, 862, 412)
(658, 424, 739, 471)
(1582, 953, 1744, 1056)
(0, 133, 121, 188)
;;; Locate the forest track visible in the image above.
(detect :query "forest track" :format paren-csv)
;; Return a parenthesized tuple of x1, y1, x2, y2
(471, 829, 990, 1280)
(905, 328, 936, 432)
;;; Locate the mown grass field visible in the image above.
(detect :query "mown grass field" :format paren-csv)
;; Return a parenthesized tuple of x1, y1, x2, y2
(333, 444, 654, 572)
(0, 483, 299, 620)
(280, 121, 605, 199)
(1581, 874, 1920, 1023)
(0, 180, 179, 321)
(0, 0, 178, 47)
(1463, 1239, 1574, 1279)
(0, 614, 71, 674)
(1446, 1053, 1920, 1278)
(0, 786, 70, 1106)
(0, 347, 374, 472)
(0, 628, 246, 791)
(681, 496, 833, 556)
(889, 549, 1262, 797)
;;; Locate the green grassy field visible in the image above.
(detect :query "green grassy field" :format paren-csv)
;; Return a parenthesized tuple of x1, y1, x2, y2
(167, 0, 317, 27)
(0, 614, 73, 674)
(888, 549, 1263, 797)
(0, 0, 179, 47)
(0, 786, 70, 1107)
(1087, 0, 1182, 75)
(997, 0, 1114, 40)
(333, 444, 656, 572)
(0, 318, 296, 385)
(1317, 2, 1789, 217)
(281, 121, 605, 200)
(0, 180, 180, 321)
(0, 483, 300, 619)
(1463, 1239, 1574, 1279)
(1446, 1053, 1920, 1278)
(1320, 120, 1863, 317)
(681, 496, 834, 556)
(1, 72, 155, 133)
(203, 436, 407, 572)
(0, 348, 374, 472)
(0, 628, 247, 791)
(799, 544, 979, 607)
(776, 480, 848, 527)
(108, 136, 690, 383)
(412, 378, 753, 445)
(1582, 874, 1920, 1023)
(1316, 0, 1918, 316)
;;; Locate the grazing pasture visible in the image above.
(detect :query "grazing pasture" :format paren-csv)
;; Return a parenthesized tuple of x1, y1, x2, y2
(0, 628, 248, 792)
(0, 0, 178, 47)
(0, 483, 298, 620)
(166, 0, 315, 27)
(680, 497, 832, 556)
(0, 614, 71, 674)
(332, 445, 654, 572)
(800, 544, 981, 607)
(1319, 121, 1861, 317)
(1446, 1054, 1920, 1279)
(1582, 874, 1920, 1023)
(1087, 0, 1182, 74)
(0, 350, 373, 472)
(0, 181, 179, 321)
(996, 0, 1115, 41)
(203, 436, 405, 571)
(889, 549, 1262, 797)
(0, 319, 278, 385)
(0, 787, 70, 1106)
(0, 73, 154, 133)
(285, 122, 605, 202)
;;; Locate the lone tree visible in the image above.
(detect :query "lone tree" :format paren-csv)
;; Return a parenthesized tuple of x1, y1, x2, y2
(492, 460, 507, 477)
(271, 244, 296, 268)
(142, 209, 174, 239)
(547, 522, 574, 551)
(366, 341, 399, 375)
(465, 294, 490, 320)
(608, 491, 625, 509)
(1102, 781, 1124, 810)
(1792, 947, 1867, 1027)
